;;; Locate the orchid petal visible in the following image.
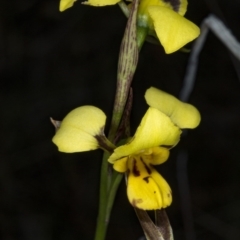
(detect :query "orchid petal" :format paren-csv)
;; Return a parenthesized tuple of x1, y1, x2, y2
(143, 147, 170, 165)
(151, 169, 172, 208)
(145, 87, 201, 129)
(113, 157, 128, 172)
(59, 0, 77, 11)
(127, 157, 172, 210)
(83, 0, 121, 6)
(52, 106, 106, 153)
(148, 6, 200, 53)
(138, 0, 187, 17)
(108, 107, 181, 162)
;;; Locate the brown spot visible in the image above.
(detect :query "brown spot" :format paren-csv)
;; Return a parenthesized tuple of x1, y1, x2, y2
(161, 145, 173, 149)
(140, 157, 151, 174)
(95, 134, 113, 153)
(131, 198, 143, 207)
(163, 0, 180, 12)
(154, 191, 156, 194)
(143, 176, 150, 183)
(132, 159, 140, 176)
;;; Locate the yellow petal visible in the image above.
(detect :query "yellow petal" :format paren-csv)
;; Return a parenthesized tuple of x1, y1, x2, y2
(148, 6, 200, 53)
(174, 0, 188, 16)
(151, 169, 172, 208)
(145, 87, 201, 129)
(127, 157, 171, 210)
(82, 0, 120, 6)
(138, 0, 187, 17)
(52, 106, 106, 153)
(108, 107, 181, 163)
(113, 157, 128, 172)
(143, 147, 170, 165)
(59, 0, 77, 12)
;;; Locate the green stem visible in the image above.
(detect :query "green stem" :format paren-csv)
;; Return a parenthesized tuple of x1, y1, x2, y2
(137, 26, 149, 50)
(94, 170, 123, 240)
(94, 0, 144, 239)
(105, 172, 123, 223)
(94, 153, 109, 240)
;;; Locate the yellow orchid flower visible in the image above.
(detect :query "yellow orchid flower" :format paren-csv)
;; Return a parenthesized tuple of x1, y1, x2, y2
(59, 0, 200, 54)
(137, 0, 200, 53)
(108, 107, 180, 210)
(108, 87, 201, 210)
(52, 105, 109, 153)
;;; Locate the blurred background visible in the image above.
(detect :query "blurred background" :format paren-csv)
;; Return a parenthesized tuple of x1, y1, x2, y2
(1, 0, 240, 239)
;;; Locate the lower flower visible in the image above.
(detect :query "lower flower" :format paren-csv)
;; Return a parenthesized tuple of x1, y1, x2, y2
(108, 89, 200, 210)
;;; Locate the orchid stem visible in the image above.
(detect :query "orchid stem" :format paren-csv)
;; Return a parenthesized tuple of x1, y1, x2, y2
(94, 0, 147, 239)
(94, 153, 109, 240)
(137, 26, 149, 50)
(105, 172, 123, 223)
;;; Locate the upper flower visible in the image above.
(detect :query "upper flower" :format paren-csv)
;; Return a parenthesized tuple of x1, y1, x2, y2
(59, 0, 200, 54)
(137, 0, 200, 53)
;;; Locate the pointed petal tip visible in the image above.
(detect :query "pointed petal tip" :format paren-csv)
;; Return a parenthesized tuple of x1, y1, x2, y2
(59, 0, 77, 11)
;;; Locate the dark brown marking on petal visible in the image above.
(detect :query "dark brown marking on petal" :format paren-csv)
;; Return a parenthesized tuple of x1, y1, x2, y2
(131, 198, 143, 207)
(132, 159, 140, 176)
(154, 191, 156, 194)
(95, 134, 113, 153)
(163, 0, 180, 12)
(161, 145, 173, 149)
(140, 157, 151, 175)
(143, 176, 150, 183)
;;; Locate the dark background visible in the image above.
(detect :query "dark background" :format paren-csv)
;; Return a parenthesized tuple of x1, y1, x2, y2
(1, 0, 240, 239)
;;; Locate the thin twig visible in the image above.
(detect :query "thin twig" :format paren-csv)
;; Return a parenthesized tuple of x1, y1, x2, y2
(180, 14, 240, 101)
(205, 15, 240, 61)
(178, 14, 240, 240)
(179, 21, 208, 102)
